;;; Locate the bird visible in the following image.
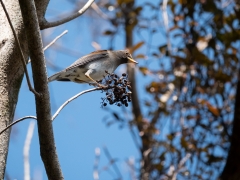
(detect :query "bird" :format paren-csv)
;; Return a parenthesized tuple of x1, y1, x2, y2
(48, 50, 138, 85)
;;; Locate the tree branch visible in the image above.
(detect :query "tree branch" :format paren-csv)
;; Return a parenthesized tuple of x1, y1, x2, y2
(19, 0, 63, 178)
(124, 2, 152, 180)
(52, 87, 101, 121)
(221, 69, 240, 180)
(0, 0, 39, 96)
(93, 148, 100, 180)
(43, 30, 68, 51)
(40, 0, 94, 29)
(28, 30, 68, 63)
(24, 121, 35, 180)
(103, 146, 123, 179)
(91, 2, 110, 20)
(0, 116, 37, 135)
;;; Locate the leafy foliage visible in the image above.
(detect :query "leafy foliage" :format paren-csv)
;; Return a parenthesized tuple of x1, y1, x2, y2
(94, 0, 240, 179)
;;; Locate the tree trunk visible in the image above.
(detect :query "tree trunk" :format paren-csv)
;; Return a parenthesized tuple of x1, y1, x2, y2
(0, 0, 28, 178)
(124, 1, 150, 180)
(221, 69, 240, 180)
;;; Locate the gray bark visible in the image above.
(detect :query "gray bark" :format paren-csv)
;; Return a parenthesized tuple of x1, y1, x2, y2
(0, 0, 28, 178)
(19, 0, 63, 178)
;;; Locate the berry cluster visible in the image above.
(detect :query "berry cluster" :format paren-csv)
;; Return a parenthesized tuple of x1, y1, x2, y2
(98, 71, 132, 107)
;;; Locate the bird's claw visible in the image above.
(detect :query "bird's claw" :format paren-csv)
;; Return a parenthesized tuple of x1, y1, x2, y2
(97, 83, 107, 89)
(89, 82, 107, 89)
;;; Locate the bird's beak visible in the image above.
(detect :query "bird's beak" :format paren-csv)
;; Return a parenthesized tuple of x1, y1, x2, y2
(127, 57, 138, 64)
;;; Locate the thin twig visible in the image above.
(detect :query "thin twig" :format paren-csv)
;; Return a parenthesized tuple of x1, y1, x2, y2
(41, 0, 95, 29)
(28, 30, 68, 63)
(0, 116, 37, 135)
(170, 153, 191, 180)
(43, 30, 68, 51)
(126, 158, 137, 180)
(24, 121, 35, 180)
(93, 147, 100, 180)
(103, 146, 123, 180)
(91, 2, 109, 20)
(0, 0, 39, 96)
(52, 87, 101, 121)
(162, 0, 171, 52)
(129, 125, 142, 153)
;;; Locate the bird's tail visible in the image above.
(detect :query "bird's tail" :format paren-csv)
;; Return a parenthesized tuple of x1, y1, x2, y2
(48, 71, 71, 82)
(48, 72, 62, 82)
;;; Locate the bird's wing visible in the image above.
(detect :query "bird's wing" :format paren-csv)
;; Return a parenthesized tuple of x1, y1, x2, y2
(66, 50, 109, 71)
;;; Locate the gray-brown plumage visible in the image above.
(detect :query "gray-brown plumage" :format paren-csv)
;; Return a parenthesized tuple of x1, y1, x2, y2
(48, 50, 137, 84)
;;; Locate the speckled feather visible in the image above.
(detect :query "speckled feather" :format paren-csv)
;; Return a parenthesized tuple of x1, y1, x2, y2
(66, 50, 109, 70)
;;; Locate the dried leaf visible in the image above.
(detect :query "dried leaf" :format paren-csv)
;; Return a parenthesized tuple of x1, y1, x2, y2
(103, 30, 114, 35)
(129, 41, 144, 53)
(135, 54, 146, 59)
(169, 25, 179, 31)
(139, 67, 149, 75)
(206, 102, 220, 116)
(181, 137, 189, 148)
(158, 44, 167, 54)
(197, 99, 220, 116)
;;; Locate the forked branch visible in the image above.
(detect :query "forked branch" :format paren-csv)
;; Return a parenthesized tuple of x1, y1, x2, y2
(40, 0, 94, 29)
(0, 0, 39, 96)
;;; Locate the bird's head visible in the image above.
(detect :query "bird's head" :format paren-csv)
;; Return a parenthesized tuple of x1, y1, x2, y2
(114, 50, 138, 64)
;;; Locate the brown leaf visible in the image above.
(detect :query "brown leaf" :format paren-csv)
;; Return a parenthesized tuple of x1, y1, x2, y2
(135, 54, 146, 59)
(181, 137, 189, 148)
(197, 99, 220, 116)
(129, 41, 144, 53)
(103, 30, 114, 35)
(206, 102, 220, 116)
(158, 44, 167, 54)
(167, 134, 174, 141)
(117, 0, 133, 5)
(139, 67, 149, 75)
(169, 25, 180, 31)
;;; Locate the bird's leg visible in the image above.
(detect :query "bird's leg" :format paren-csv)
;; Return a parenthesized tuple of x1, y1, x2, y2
(85, 70, 105, 88)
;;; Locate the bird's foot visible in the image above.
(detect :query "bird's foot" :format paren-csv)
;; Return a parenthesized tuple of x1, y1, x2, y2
(89, 82, 107, 89)
(96, 83, 107, 89)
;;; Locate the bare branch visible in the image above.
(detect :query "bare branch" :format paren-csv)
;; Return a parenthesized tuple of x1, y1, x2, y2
(52, 87, 101, 121)
(19, 0, 63, 178)
(0, 0, 39, 96)
(161, 0, 172, 52)
(128, 125, 142, 152)
(167, 153, 191, 180)
(93, 147, 100, 180)
(43, 30, 68, 51)
(28, 30, 68, 63)
(0, 116, 37, 135)
(41, 0, 94, 29)
(24, 121, 35, 180)
(103, 146, 123, 180)
(126, 158, 137, 180)
(91, 2, 109, 20)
